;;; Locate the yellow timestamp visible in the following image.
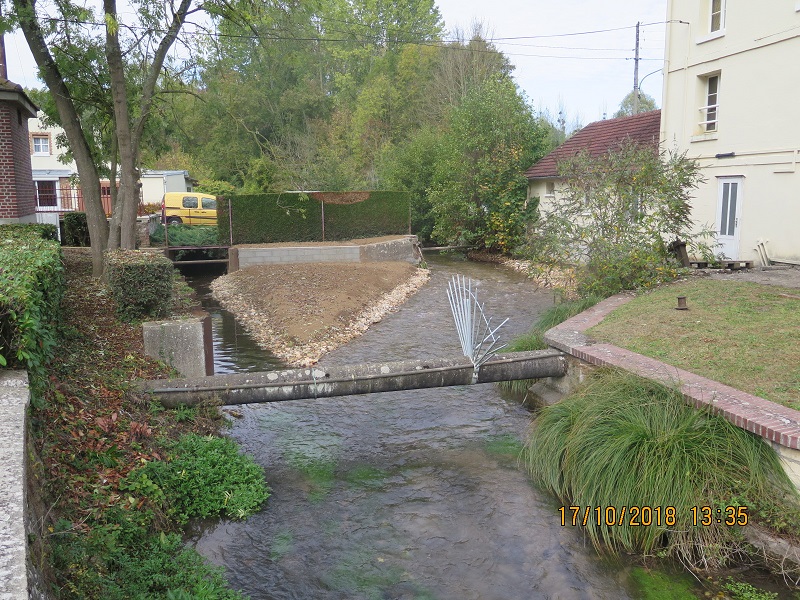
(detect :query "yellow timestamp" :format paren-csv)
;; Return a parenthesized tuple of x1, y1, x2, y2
(559, 506, 678, 527)
(690, 505, 748, 527)
(559, 505, 749, 527)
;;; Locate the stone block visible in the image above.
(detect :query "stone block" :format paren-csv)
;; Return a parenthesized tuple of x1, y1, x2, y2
(142, 313, 213, 377)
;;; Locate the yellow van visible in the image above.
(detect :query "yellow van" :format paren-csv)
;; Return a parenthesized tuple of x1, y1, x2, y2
(161, 192, 218, 225)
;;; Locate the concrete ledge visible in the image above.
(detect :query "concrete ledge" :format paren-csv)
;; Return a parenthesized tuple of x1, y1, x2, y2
(142, 313, 213, 377)
(0, 371, 29, 600)
(544, 294, 800, 487)
(232, 236, 420, 270)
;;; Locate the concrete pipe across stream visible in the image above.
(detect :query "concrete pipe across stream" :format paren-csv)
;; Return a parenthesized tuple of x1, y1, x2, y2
(139, 350, 567, 408)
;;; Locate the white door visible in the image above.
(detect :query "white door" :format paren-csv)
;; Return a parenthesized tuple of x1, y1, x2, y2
(716, 177, 743, 259)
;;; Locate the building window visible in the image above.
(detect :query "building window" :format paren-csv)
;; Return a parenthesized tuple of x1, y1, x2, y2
(700, 74, 720, 132)
(545, 182, 555, 197)
(35, 181, 58, 207)
(32, 135, 50, 155)
(710, 0, 725, 32)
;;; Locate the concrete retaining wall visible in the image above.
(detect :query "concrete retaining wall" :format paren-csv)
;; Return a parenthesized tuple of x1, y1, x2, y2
(0, 371, 30, 600)
(231, 235, 420, 271)
(142, 312, 213, 378)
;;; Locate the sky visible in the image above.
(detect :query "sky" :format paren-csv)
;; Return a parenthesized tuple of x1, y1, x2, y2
(4, 0, 668, 130)
(433, 0, 669, 127)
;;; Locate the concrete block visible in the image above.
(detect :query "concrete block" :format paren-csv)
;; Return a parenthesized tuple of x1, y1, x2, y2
(0, 371, 29, 600)
(143, 313, 213, 377)
(360, 235, 420, 264)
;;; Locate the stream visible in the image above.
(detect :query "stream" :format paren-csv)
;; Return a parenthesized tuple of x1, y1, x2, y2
(181, 255, 696, 599)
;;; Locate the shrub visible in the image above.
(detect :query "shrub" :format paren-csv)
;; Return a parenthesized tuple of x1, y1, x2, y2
(104, 250, 174, 321)
(148, 224, 220, 247)
(0, 225, 64, 400)
(525, 369, 796, 569)
(63, 212, 91, 246)
(526, 141, 713, 297)
(128, 433, 270, 524)
(52, 507, 246, 599)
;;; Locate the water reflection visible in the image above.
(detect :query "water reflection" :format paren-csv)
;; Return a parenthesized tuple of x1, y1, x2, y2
(181, 266, 283, 374)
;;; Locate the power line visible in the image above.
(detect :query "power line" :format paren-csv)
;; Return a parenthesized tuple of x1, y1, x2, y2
(41, 16, 666, 63)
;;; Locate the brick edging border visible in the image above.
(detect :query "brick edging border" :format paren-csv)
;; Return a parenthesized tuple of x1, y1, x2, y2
(544, 293, 800, 450)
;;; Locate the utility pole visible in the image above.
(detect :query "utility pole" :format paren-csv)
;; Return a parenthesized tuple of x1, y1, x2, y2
(633, 21, 640, 114)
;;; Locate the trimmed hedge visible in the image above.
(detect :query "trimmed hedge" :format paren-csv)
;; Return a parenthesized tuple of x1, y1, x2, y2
(148, 224, 220, 247)
(63, 212, 91, 247)
(104, 250, 174, 322)
(217, 191, 410, 244)
(0, 225, 64, 398)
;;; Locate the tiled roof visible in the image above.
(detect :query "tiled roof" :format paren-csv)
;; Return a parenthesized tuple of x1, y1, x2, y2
(525, 109, 661, 179)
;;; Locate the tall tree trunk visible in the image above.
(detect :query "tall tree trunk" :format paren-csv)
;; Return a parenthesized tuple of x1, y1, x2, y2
(104, 0, 139, 250)
(104, 0, 192, 250)
(14, 0, 108, 276)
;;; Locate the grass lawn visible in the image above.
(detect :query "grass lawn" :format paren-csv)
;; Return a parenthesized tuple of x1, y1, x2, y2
(587, 278, 800, 410)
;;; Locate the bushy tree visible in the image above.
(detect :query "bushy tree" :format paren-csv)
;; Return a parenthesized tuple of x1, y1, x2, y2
(526, 140, 711, 297)
(614, 89, 658, 118)
(426, 78, 549, 252)
(377, 127, 441, 242)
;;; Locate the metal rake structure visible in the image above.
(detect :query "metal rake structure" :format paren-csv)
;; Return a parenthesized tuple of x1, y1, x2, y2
(446, 275, 509, 383)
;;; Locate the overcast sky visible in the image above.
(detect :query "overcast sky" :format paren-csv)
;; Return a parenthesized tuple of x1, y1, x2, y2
(5, 0, 668, 130)
(434, 0, 668, 127)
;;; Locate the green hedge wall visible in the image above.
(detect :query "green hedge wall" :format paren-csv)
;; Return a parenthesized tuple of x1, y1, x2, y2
(0, 225, 65, 400)
(218, 191, 410, 244)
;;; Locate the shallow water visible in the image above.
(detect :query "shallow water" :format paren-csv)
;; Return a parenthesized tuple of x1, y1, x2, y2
(184, 272, 283, 374)
(187, 255, 645, 599)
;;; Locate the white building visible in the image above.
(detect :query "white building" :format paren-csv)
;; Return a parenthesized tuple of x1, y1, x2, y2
(661, 0, 800, 263)
(140, 170, 196, 205)
(28, 114, 197, 221)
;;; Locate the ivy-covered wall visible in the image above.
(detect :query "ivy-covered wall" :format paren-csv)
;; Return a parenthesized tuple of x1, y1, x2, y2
(217, 191, 410, 244)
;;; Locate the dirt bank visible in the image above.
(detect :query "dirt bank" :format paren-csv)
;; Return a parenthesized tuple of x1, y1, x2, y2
(211, 261, 429, 366)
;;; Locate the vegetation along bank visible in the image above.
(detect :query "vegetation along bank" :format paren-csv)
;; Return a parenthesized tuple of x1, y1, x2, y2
(1, 226, 269, 598)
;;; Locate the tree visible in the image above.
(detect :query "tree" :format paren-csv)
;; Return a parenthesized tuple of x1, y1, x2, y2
(9, 0, 226, 275)
(426, 77, 550, 252)
(526, 140, 710, 297)
(13, 0, 109, 275)
(614, 89, 658, 118)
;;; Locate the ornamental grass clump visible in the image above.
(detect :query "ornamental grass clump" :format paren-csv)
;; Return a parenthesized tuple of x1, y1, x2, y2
(525, 369, 797, 569)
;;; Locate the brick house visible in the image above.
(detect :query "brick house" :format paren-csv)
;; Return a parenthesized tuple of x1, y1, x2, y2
(0, 77, 37, 224)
